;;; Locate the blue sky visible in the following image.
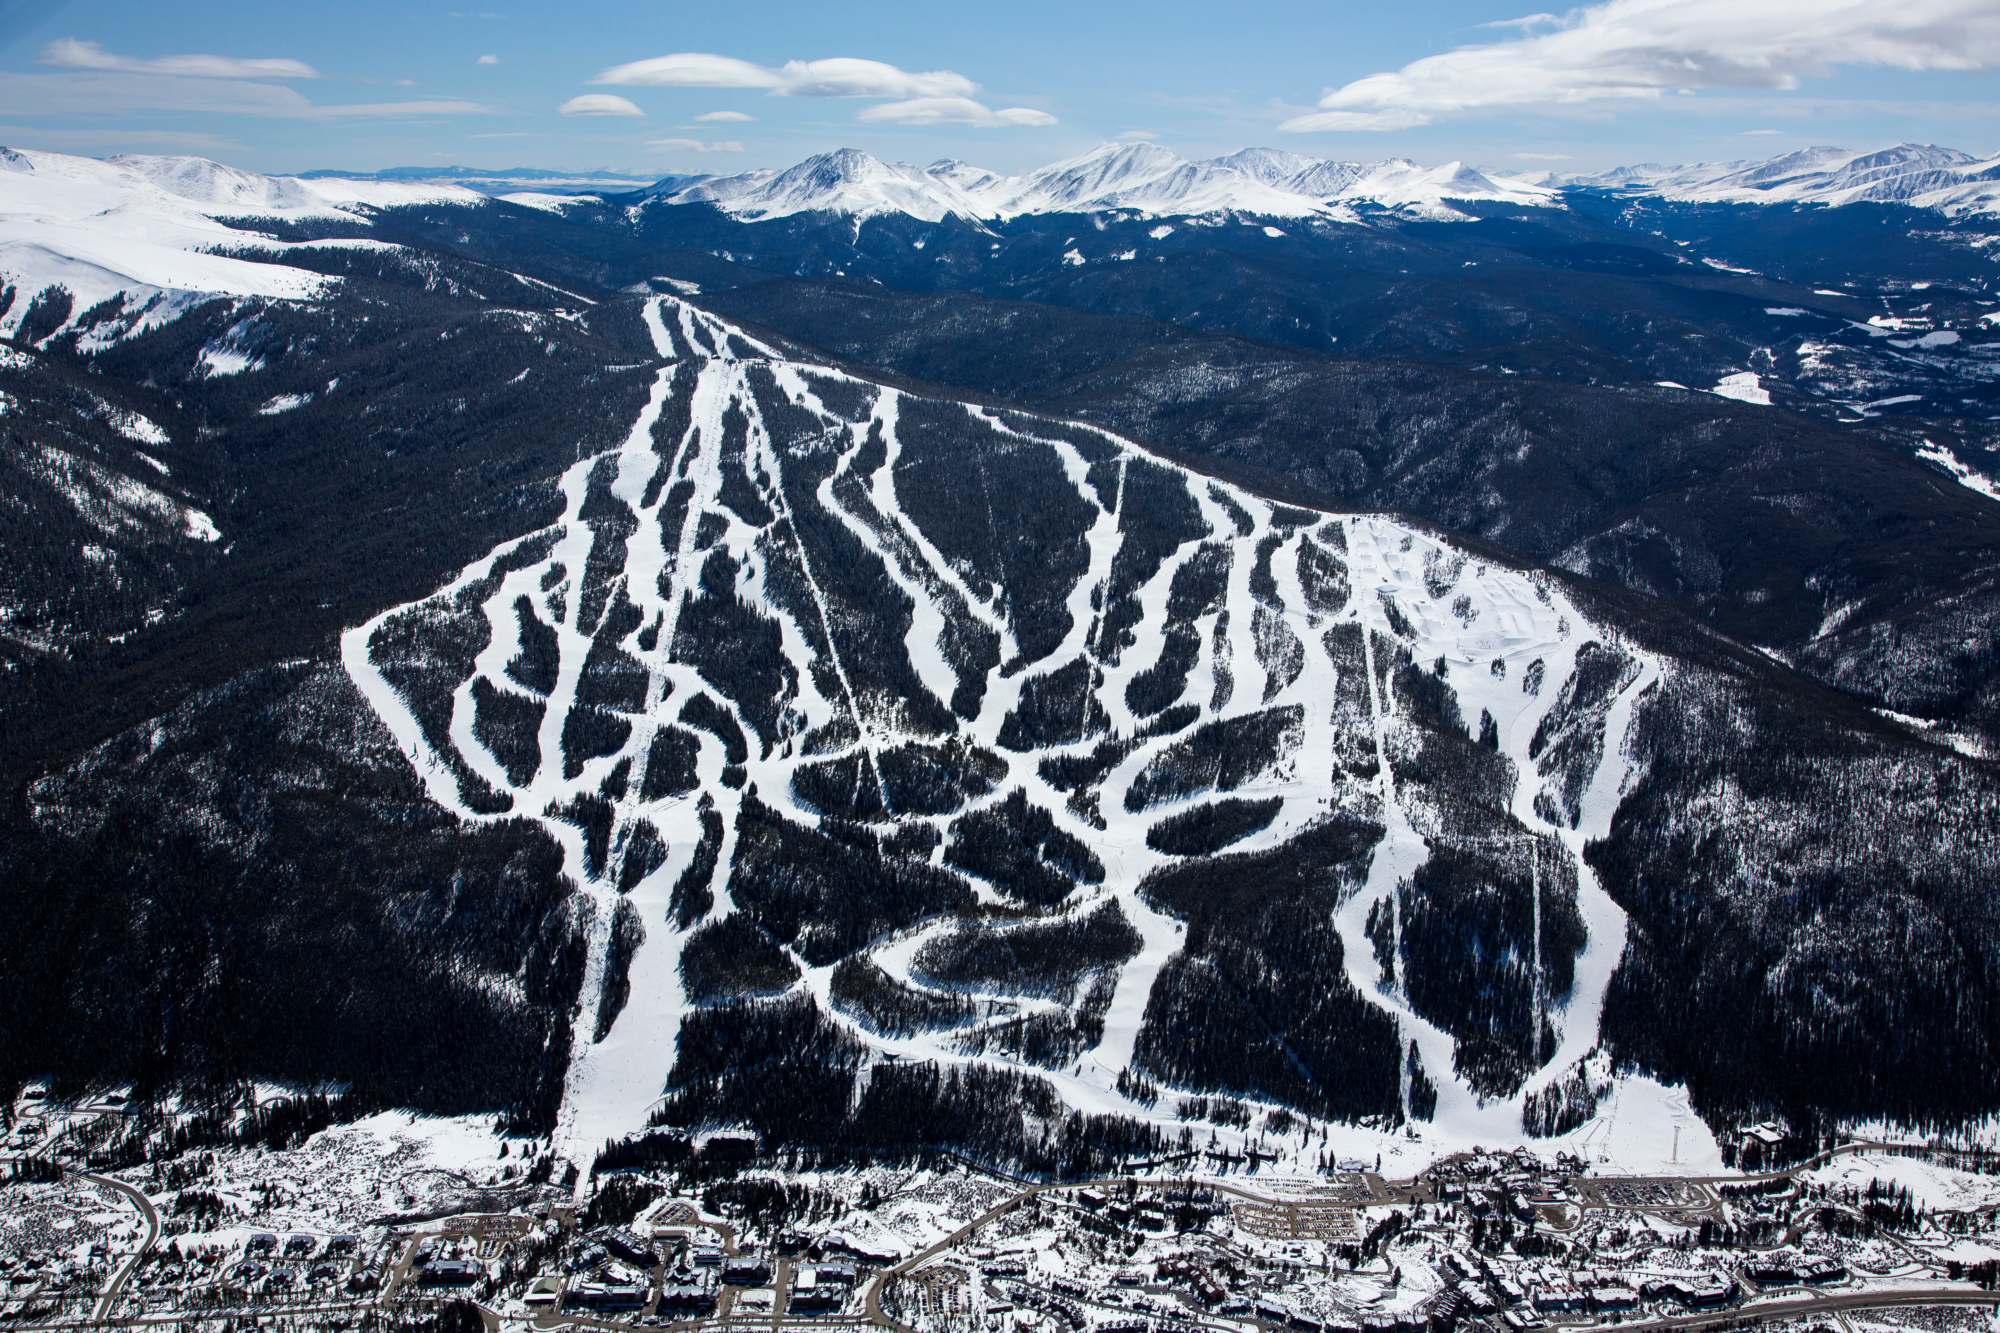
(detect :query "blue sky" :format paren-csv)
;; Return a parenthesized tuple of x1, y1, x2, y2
(0, 0, 1991, 177)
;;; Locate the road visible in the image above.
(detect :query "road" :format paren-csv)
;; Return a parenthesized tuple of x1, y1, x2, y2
(82, 1169, 161, 1322)
(1614, 1286, 2000, 1333)
(3, 1291, 479, 1332)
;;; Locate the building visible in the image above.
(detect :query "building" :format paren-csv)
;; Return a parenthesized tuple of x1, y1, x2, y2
(721, 1256, 771, 1285)
(422, 1258, 481, 1286)
(1640, 1276, 1732, 1307)
(595, 1228, 659, 1268)
(790, 1285, 843, 1313)
(569, 1280, 647, 1310)
(658, 1282, 715, 1313)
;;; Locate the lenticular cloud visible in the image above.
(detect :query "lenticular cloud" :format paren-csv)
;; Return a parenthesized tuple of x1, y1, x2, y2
(857, 97, 1058, 128)
(591, 52, 978, 100)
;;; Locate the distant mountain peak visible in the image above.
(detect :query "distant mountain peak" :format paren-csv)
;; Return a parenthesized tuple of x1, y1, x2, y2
(642, 140, 1560, 225)
(1562, 141, 2000, 212)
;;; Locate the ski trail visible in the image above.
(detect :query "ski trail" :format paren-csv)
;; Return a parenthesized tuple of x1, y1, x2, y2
(346, 296, 1677, 1171)
(1333, 518, 1488, 1130)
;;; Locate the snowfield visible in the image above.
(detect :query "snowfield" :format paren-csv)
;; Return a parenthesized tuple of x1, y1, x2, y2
(0, 147, 484, 347)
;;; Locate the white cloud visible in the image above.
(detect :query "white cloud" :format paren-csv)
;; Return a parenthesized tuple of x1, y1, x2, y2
(0, 71, 308, 115)
(1513, 151, 1572, 159)
(1742, 127, 1785, 134)
(1114, 129, 1161, 140)
(41, 36, 319, 80)
(559, 94, 643, 117)
(477, 54, 499, 65)
(6, 42, 489, 120)
(648, 137, 742, 153)
(695, 109, 755, 122)
(592, 52, 976, 99)
(1282, 0, 2000, 131)
(855, 96, 1056, 127)
(0, 73, 484, 118)
(0, 123, 242, 151)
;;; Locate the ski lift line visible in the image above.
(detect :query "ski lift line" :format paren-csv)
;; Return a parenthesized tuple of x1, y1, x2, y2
(1442, 831, 1551, 1066)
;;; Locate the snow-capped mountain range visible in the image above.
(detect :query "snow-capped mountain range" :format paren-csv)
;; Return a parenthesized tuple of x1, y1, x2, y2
(0, 137, 1995, 353)
(1553, 142, 2000, 214)
(653, 141, 1560, 222)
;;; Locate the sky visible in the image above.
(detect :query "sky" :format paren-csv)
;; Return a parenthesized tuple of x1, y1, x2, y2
(0, 0, 1992, 179)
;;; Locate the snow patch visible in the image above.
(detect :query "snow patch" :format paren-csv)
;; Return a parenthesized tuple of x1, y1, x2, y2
(1916, 439, 2000, 503)
(198, 345, 263, 378)
(1889, 329, 1962, 349)
(102, 406, 167, 444)
(1711, 371, 1771, 405)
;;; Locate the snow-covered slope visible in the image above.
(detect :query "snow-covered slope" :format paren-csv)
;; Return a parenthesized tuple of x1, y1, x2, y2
(660, 148, 988, 223)
(648, 139, 2000, 226)
(653, 141, 1561, 223)
(347, 295, 1676, 1176)
(1564, 142, 2000, 215)
(0, 148, 487, 346)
